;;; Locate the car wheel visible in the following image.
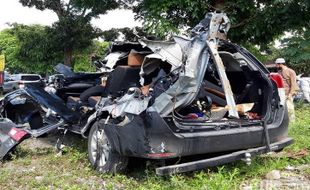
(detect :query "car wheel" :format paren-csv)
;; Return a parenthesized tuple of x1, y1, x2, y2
(88, 121, 128, 174)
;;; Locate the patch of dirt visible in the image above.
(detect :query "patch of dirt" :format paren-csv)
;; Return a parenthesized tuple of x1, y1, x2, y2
(19, 130, 83, 151)
(261, 170, 310, 189)
(241, 165, 310, 190)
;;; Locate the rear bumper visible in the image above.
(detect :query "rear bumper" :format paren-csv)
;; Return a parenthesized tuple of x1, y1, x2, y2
(104, 106, 289, 159)
(156, 137, 294, 175)
(0, 120, 30, 159)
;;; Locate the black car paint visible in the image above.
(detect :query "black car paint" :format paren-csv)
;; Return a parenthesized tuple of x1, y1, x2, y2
(3, 85, 80, 123)
(0, 120, 30, 159)
(100, 42, 289, 159)
(103, 102, 288, 159)
(52, 64, 103, 100)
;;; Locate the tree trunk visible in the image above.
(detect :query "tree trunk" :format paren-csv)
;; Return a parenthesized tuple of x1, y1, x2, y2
(212, 0, 225, 10)
(64, 48, 73, 66)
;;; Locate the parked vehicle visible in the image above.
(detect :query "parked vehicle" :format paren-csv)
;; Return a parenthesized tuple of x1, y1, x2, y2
(0, 43, 151, 159)
(1, 74, 44, 94)
(0, 12, 292, 175)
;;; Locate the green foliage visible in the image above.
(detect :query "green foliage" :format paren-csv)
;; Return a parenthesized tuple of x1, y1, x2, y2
(0, 25, 61, 75)
(10, 24, 63, 74)
(280, 29, 310, 75)
(242, 43, 281, 64)
(73, 41, 109, 72)
(0, 29, 22, 73)
(102, 27, 149, 42)
(19, 0, 120, 66)
(102, 28, 120, 42)
(132, 0, 310, 46)
(0, 25, 109, 74)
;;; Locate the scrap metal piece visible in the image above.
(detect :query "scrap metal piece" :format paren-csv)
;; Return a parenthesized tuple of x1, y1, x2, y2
(206, 12, 239, 118)
(0, 119, 30, 159)
(149, 33, 210, 116)
(101, 88, 150, 118)
(139, 39, 183, 69)
(207, 40, 239, 118)
(208, 12, 231, 40)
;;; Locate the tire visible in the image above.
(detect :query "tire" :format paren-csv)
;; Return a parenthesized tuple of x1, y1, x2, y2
(88, 121, 128, 174)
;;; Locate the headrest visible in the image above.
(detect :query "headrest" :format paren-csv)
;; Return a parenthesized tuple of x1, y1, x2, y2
(127, 50, 145, 66)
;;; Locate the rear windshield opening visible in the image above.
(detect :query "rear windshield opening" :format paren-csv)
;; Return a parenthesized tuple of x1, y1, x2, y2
(175, 46, 269, 124)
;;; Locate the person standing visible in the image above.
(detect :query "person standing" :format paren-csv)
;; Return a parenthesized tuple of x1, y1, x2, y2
(275, 58, 299, 122)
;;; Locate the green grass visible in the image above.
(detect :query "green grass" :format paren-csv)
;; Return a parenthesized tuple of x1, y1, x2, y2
(0, 105, 309, 189)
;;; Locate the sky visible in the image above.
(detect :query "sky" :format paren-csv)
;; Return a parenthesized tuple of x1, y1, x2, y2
(0, 0, 141, 31)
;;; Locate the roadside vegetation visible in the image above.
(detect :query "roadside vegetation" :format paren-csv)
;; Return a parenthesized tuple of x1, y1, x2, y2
(1, 1, 309, 76)
(0, 104, 309, 189)
(0, 25, 109, 75)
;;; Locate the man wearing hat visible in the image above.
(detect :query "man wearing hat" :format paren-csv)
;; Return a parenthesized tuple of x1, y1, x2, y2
(275, 58, 299, 122)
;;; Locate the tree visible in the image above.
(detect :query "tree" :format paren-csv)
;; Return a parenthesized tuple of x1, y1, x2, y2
(102, 27, 149, 42)
(0, 29, 22, 73)
(0, 24, 62, 74)
(132, 0, 310, 48)
(74, 40, 110, 72)
(102, 28, 120, 42)
(19, 0, 120, 66)
(280, 29, 310, 75)
(0, 24, 108, 74)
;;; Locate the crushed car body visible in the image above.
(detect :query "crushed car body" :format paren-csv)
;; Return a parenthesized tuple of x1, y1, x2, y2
(86, 12, 293, 175)
(0, 12, 293, 175)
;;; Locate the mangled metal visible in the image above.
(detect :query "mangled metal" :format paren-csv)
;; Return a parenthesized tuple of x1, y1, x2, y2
(101, 12, 237, 118)
(148, 34, 210, 116)
(0, 12, 293, 176)
(0, 119, 28, 159)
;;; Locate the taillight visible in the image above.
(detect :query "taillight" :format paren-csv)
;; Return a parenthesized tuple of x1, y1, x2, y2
(270, 73, 284, 88)
(270, 73, 286, 106)
(18, 81, 25, 88)
(147, 152, 177, 158)
(8, 128, 28, 142)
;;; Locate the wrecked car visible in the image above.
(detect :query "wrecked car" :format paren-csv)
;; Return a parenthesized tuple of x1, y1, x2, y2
(0, 42, 154, 160)
(85, 12, 293, 175)
(0, 12, 293, 176)
(46, 63, 103, 101)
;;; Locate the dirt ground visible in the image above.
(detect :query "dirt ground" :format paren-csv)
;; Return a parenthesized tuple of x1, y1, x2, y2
(241, 165, 310, 190)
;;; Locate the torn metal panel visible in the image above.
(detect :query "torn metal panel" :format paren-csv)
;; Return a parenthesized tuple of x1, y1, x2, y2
(139, 54, 163, 86)
(2, 85, 80, 123)
(149, 33, 210, 116)
(54, 64, 75, 77)
(139, 39, 183, 69)
(24, 85, 80, 122)
(104, 52, 126, 70)
(100, 88, 150, 118)
(204, 12, 238, 118)
(0, 119, 30, 159)
(208, 12, 231, 40)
